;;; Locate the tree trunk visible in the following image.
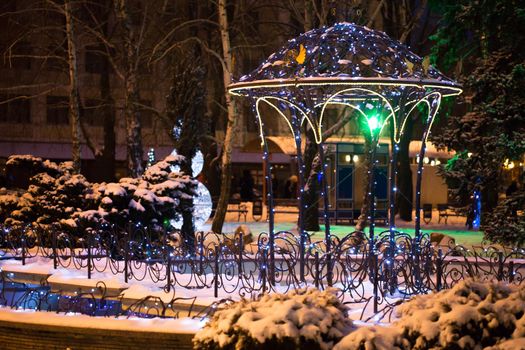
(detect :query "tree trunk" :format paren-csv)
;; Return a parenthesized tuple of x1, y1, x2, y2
(115, 0, 143, 178)
(65, 0, 82, 174)
(211, 0, 237, 234)
(303, 131, 320, 232)
(304, 0, 313, 31)
(96, 47, 116, 182)
(302, 107, 354, 231)
(355, 136, 374, 231)
(180, 156, 196, 253)
(397, 117, 414, 221)
(97, 2, 116, 182)
(203, 74, 221, 197)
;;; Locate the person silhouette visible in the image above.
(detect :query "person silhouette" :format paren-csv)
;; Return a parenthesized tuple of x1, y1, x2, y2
(240, 170, 254, 202)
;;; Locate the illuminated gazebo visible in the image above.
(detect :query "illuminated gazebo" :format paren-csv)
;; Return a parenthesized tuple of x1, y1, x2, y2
(228, 22, 461, 284)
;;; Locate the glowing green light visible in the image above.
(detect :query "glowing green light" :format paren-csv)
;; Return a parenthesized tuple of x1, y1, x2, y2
(367, 115, 381, 131)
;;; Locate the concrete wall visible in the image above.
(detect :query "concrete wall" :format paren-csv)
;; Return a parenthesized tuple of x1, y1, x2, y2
(411, 164, 449, 206)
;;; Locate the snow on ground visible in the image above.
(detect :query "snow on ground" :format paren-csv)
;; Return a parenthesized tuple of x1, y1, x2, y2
(0, 306, 204, 333)
(0, 254, 383, 319)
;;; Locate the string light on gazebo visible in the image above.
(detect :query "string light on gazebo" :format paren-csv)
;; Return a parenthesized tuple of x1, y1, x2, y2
(228, 22, 461, 287)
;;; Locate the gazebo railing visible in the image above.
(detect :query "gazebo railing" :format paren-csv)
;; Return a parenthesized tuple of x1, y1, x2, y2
(1, 224, 523, 319)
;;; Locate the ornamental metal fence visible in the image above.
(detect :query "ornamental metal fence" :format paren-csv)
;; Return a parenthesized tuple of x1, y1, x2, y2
(0, 224, 524, 321)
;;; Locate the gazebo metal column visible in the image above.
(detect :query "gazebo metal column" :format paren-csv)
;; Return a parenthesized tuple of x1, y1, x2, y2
(317, 141, 333, 285)
(252, 97, 276, 285)
(290, 108, 307, 282)
(414, 92, 442, 240)
(367, 135, 381, 252)
(412, 92, 442, 290)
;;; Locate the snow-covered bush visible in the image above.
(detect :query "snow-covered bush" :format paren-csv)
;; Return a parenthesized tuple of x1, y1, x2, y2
(483, 190, 525, 246)
(0, 154, 196, 234)
(0, 156, 91, 228)
(72, 155, 196, 230)
(334, 279, 525, 350)
(0, 188, 23, 224)
(29, 167, 92, 228)
(5, 154, 60, 189)
(193, 288, 354, 350)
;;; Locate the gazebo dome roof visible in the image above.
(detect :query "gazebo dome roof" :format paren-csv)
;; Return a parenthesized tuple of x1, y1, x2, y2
(229, 22, 461, 97)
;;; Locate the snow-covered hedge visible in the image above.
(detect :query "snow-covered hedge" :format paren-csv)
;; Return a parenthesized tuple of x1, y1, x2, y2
(0, 154, 196, 233)
(193, 288, 354, 350)
(335, 279, 525, 350)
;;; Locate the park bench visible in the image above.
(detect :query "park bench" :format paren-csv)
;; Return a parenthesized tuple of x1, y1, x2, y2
(266, 198, 299, 219)
(437, 203, 467, 224)
(334, 210, 354, 224)
(423, 203, 433, 224)
(226, 199, 248, 222)
(252, 199, 263, 222)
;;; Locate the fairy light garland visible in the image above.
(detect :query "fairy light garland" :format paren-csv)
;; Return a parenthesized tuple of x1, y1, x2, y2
(228, 22, 461, 286)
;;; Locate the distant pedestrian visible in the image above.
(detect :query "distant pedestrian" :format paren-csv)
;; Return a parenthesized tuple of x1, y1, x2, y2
(466, 204, 475, 230)
(271, 174, 280, 198)
(506, 181, 519, 217)
(287, 175, 298, 198)
(506, 181, 518, 197)
(240, 170, 254, 202)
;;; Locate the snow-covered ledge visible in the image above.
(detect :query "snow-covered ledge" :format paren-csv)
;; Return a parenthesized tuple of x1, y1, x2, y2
(0, 307, 203, 349)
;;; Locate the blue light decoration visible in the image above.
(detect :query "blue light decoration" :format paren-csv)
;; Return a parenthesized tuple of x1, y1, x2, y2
(227, 22, 461, 287)
(146, 148, 156, 168)
(473, 189, 481, 230)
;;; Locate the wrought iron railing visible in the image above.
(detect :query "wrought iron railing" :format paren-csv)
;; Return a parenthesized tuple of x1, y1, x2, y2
(0, 224, 523, 320)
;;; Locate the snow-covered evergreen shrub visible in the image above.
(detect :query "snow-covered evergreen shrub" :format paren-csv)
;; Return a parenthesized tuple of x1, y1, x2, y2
(29, 167, 92, 228)
(0, 156, 91, 229)
(72, 155, 196, 230)
(0, 154, 196, 234)
(5, 155, 60, 189)
(334, 279, 525, 350)
(193, 288, 354, 350)
(483, 190, 525, 246)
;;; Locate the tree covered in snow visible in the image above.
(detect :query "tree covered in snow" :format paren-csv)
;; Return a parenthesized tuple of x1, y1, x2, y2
(165, 49, 207, 252)
(5, 155, 61, 189)
(72, 154, 196, 231)
(193, 288, 353, 350)
(0, 155, 90, 227)
(0, 155, 196, 236)
(430, 0, 525, 228)
(0, 189, 33, 226)
(335, 279, 525, 350)
(483, 190, 525, 246)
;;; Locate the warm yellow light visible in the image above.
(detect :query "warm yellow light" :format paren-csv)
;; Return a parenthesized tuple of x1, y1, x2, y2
(423, 156, 430, 164)
(467, 152, 473, 157)
(353, 154, 359, 163)
(228, 79, 463, 98)
(430, 160, 436, 166)
(345, 154, 351, 163)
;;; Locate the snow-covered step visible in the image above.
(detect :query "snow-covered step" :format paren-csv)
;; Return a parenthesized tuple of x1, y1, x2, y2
(0, 269, 51, 286)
